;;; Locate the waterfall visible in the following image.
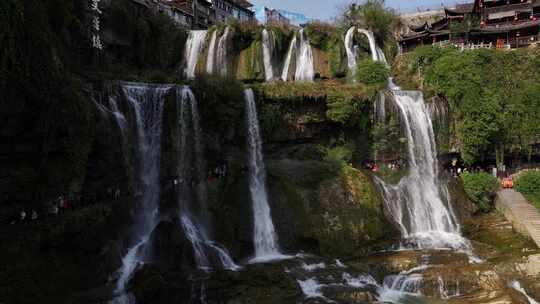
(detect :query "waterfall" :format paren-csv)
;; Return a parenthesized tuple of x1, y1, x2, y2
(176, 86, 239, 272)
(357, 29, 380, 62)
(206, 30, 218, 74)
(216, 27, 230, 77)
(374, 91, 386, 123)
(510, 281, 539, 304)
(345, 26, 357, 77)
(184, 30, 208, 79)
(262, 29, 274, 81)
(112, 83, 170, 303)
(281, 33, 297, 81)
(244, 88, 285, 263)
(295, 29, 314, 82)
(375, 88, 475, 254)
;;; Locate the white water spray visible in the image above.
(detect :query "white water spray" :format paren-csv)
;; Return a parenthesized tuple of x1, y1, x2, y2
(184, 30, 208, 79)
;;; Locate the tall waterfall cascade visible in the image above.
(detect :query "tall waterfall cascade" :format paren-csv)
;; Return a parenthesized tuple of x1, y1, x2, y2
(184, 30, 208, 79)
(112, 83, 171, 303)
(176, 86, 239, 272)
(262, 29, 275, 81)
(244, 89, 287, 263)
(376, 88, 476, 255)
(216, 27, 230, 77)
(206, 30, 218, 74)
(345, 26, 358, 77)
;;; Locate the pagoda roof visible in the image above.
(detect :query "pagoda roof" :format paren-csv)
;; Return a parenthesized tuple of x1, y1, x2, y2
(232, 0, 253, 9)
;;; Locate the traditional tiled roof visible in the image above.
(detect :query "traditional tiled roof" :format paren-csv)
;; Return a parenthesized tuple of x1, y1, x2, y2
(232, 0, 253, 9)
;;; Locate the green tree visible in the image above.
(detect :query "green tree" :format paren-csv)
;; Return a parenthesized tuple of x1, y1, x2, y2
(339, 0, 400, 46)
(461, 172, 500, 212)
(356, 59, 389, 87)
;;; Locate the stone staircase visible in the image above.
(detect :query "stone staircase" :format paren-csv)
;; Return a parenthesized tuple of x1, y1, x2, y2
(496, 189, 540, 248)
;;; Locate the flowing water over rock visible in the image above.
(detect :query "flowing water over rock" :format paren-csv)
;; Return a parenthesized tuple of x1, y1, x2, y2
(376, 88, 475, 256)
(281, 32, 297, 81)
(184, 30, 208, 79)
(295, 29, 315, 82)
(216, 27, 230, 77)
(358, 29, 387, 64)
(345, 26, 357, 77)
(262, 28, 274, 81)
(510, 281, 539, 304)
(112, 83, 171, 303)
(244, 89, 286, 262)
(206, 30, 218, 74)
(176, 86, 239, 272)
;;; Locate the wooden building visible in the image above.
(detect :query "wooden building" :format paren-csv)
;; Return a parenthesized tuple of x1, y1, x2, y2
(399, 0, 540, 52)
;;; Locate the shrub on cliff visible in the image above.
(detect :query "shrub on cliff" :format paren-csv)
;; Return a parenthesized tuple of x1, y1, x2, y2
(515, 171, 540, 209)
(356, 59, 389, 87)
(460, 172, 500, 212)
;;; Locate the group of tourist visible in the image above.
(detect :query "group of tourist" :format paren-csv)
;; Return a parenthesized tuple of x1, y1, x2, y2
(364, 160, 403, 173)
(9, 186, 124, 225)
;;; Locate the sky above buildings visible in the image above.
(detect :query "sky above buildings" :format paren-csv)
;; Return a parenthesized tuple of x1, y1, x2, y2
(250, 0, 462, 20)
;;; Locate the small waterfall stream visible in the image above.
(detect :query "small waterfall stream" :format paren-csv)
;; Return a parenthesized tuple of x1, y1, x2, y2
(112, 83, 170, 303)
(281, 29, 314, 82)
(358, 29, 380, 62)
(295, 29, 314, 82)
(184, 30, 208, 79)
(281, 32, 297, 81)
(216, 27, 231, 77)
(510, 281, 540, 304)
(244, 88, 285, 262)
(206, 30, 218, 74)
(177, 86, 239, 272)
(262, 29, 274, 81)
(345, 26, 357, 77)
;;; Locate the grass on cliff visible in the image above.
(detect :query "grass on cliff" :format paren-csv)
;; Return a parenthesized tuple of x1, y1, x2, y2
(254, 81, 377, 127)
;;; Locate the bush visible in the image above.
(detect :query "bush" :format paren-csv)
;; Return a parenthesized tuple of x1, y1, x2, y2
(321, 146, 353, 169)
(515, 171, 540, 208)
(357, 59, 389, 87)
(460, 172, 500, 212)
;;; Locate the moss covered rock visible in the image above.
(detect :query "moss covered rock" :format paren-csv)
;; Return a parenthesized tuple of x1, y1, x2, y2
(266, 161, 397, 258)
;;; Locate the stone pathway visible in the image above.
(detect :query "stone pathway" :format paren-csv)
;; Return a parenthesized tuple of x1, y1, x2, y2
(496, 189, 540, 248)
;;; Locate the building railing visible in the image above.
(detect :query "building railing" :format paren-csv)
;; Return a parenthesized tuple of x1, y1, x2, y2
(433, 35, 540, 50)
